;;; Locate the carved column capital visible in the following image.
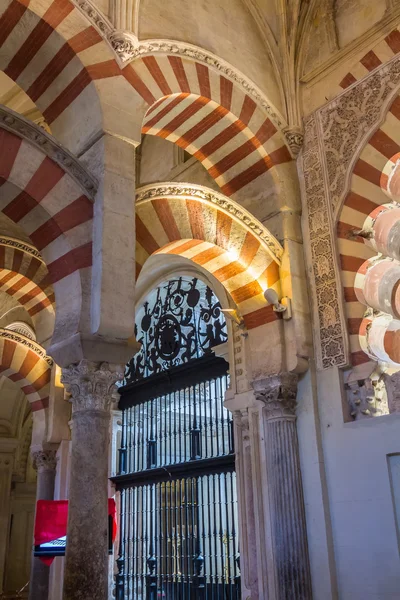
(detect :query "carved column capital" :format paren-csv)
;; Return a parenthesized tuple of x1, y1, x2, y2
(31, 449, 58, 473)
(61, 360, 123, 413)
(253, 373, 298, 419)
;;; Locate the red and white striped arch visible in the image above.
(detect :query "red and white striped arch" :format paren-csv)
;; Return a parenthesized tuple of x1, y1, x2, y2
(136, 53, 290, 196)
(0, 329, 52, 411)
(0, 0, 290, 195)
(338, 27, 400, 92)
(136, 184, 283, 330)
(0, 128, 93, 282)
(142, 89, 289, 197)
(0, 0, 112, 152)
(0, 238, 55, 321)
(337, 92, 400, 368)
(0, 127, 93, 340)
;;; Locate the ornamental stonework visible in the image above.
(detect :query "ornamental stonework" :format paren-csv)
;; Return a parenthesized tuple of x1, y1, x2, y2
(31, 449, 58, 472)
(321, 54, 400, 217)
(62, 360, 124, 412)
(0, 329, 53, 366)
(302, 54, 400, 370)
(253, 373, 298, 419)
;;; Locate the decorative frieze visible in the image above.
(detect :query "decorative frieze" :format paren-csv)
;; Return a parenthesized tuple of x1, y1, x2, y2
(0, 329, 53, 366)
(61, 360, 123, 412)
(0, 236, 43, 261)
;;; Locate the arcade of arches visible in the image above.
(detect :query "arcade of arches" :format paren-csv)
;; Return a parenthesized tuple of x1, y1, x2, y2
(2, 1, 400, 599)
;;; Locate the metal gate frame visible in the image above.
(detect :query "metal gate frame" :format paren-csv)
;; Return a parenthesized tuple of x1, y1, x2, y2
(112, 353, 241, 600)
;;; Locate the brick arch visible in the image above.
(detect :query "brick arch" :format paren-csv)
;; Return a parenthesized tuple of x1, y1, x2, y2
(3, 0, 292, 194)
(142, 91, 289, 197)
(0, 238, 55, 330)
(336, 27, 400, 93)
(135, 183, 283, 329)
(0, 0, 112, 153)
(0, 127, 93, 342)
(336, 89, 400, 369)
(0, 329, 53, 411)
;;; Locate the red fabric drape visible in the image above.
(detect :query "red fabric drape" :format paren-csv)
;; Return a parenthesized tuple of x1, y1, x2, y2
(34, 499, 117, 565)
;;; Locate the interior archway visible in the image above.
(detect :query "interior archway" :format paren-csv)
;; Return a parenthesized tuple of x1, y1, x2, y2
(135, 182, 282, 328)
(337, 91, 400, 373)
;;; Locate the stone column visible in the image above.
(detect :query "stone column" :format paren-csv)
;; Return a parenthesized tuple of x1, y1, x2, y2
(0, 449, 14, 593)
(253, 374, 313, 600)
(61, 360, 122, 600)
(28, 449, 58, 600)
(232, 409, 259, 600)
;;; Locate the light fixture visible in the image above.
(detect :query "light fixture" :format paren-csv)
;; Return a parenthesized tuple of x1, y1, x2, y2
(263, 289, 292, 320)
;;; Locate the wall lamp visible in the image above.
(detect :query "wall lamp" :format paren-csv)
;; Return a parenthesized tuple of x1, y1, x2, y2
(264, 288, 292, 320)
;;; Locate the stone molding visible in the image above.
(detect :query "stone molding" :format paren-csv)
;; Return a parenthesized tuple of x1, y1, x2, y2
(0, 236, 43, 262)
(0, 106, 98, 200)
(0, 328, 53, 366)
(71, 0, 286, 131)
(233, 409, 250, 439)
(31, 449, 58, 473)
(5, 321, 36, 341)
(301, 54, 400, 370)
(61, 360, 124, 413)
(136, 182, 284, 264)
(253, 373, 298, 419)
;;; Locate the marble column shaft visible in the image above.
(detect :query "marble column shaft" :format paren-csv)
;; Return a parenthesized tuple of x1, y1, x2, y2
(28, 449, 58, 600)
(233, 409, 259, 600)
(0, 452, 14, 594)
(61, 360, 122, 600)
(254, 374, 313, 600)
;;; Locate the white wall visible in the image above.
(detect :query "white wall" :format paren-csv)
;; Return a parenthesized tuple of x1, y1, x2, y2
(313, 367, 400, 600)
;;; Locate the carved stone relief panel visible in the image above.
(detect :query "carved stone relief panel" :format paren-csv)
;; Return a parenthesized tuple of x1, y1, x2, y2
(301, 54, 400, 370)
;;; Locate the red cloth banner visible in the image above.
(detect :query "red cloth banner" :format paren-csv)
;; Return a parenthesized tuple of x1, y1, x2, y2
(34, 499, 117, 565)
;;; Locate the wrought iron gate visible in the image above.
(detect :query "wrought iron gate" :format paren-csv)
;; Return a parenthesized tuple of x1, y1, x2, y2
(112, 278, 241, 600)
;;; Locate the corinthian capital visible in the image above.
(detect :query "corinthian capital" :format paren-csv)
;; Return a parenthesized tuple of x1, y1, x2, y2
(31, 449, 58, 472)
(253, 373, 298, 419)
(61, 360, 124, 412)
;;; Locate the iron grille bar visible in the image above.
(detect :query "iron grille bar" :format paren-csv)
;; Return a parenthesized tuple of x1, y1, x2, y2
(119, 353, 229, 409)
(115, 368, 240, 600)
